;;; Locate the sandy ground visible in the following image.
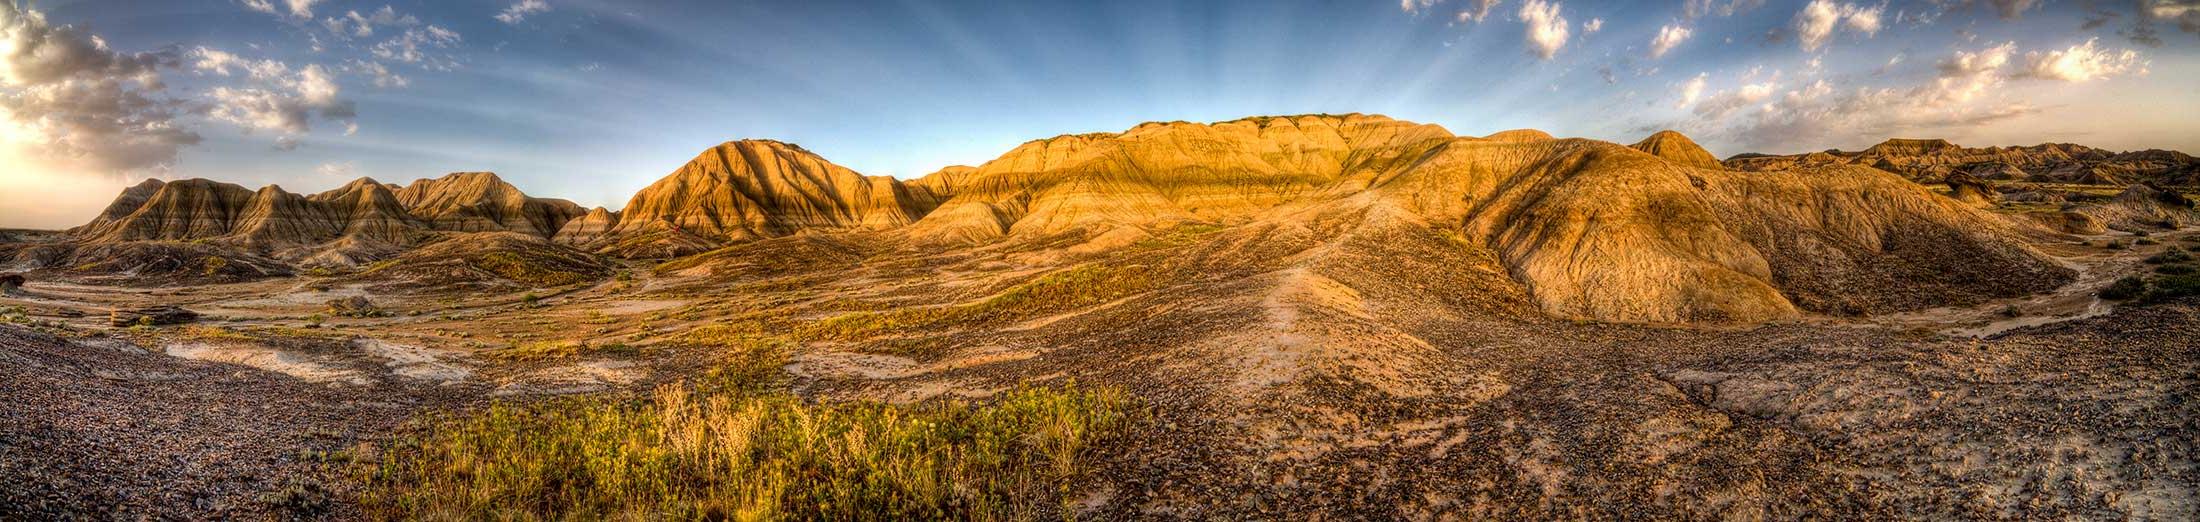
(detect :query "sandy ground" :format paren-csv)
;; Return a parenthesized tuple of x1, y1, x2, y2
(1, 227, 2195, 519)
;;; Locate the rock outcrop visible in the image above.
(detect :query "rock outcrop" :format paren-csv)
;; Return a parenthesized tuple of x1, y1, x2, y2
(53, 172, 580, 274)
(589, 140, 939, 256)
(393, 172, 586, 238)
(552, 207, 621, 246)
(1943, 171, 2001, 207)
(109, 306, 198, 327)
(1726, 138, 2193, 185)
(1629, 130, 1723, 169)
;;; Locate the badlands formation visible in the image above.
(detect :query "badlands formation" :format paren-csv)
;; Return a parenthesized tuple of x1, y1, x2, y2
(4, 114, 2198, 519)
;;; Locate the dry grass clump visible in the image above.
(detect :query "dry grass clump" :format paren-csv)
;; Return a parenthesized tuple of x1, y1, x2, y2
(482, 340, 642, 362)
(359, 380, 1135, 520)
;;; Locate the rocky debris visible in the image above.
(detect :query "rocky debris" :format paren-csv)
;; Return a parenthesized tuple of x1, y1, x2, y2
(0, 274, 21, 294)
(323, 296, 384, 317)
(109, 306, 198, 327)
(0, 324, 443, 520)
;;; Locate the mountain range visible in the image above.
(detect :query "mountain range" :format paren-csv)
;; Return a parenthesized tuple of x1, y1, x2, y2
(12, 113, 2198, 324)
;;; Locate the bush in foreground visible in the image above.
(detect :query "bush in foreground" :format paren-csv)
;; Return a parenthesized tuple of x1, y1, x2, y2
(360, 382, 1135, 520)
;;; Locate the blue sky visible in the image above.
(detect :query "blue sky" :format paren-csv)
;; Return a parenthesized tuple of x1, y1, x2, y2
(3, 0, 2196, 228)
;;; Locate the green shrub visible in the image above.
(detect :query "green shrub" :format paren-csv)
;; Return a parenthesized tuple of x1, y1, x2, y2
(2143, 274, 2200, 303)
(2156, 264, 2197, 275)
(360, 383, 1135, 520)
(2106, 241, 2129, 250)
(2145, 250, 2193, 264)
(2101, 276, 2148, 300)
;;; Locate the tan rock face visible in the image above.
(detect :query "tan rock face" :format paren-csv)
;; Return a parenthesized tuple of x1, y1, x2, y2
(600, 140, 934, 256)
(908, 114, 1455, 243)
(394, 172, 585, 237)
(68, 172, 574, 268)
(552, 207, 621, 246)
(1629, 130, 1723, 170)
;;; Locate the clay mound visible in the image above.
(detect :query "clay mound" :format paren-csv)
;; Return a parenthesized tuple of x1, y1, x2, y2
(1380, 138, 2070, 321)
(7, 241, 290, 283)
(1629, 130, 1723, 169)
(394, 172, 585, 238)
(598, 140, 932, 257)
(552, 207, 621, 246)
(345, 232, 609, 292)
(2065, 184, 2199, 232)
(1942, 171, 2001, 208)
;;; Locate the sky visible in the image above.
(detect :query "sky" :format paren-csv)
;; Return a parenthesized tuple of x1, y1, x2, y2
(2, 0, 2197, 229)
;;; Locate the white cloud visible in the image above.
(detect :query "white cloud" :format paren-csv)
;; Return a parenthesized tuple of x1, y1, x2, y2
(344, 60, 408, 88)
(1793, 1, 1882, 52)
(1988, 0, 2041, 20)
(2021, 38, 2144, 82)
(315, 160, 357, 177)
(496, 0, 552, 24)
(323, 6, 419, 39)
(190, 47, 244, 76)
(240, 0, 320, 19)
(372, 26, 463, 70)
(1684, 0, 1765, 19)
(1584, 18, 1602, 33)
(0, 2, 197, 175)
(1518, 0, 1570, 59)
(1649, 24, 1691, 58)
(1454, 0, 1504, 23)
(204, 61, 355, 136)
(1676, 73, 1707, 108)
(1401, 0, 1441, 14)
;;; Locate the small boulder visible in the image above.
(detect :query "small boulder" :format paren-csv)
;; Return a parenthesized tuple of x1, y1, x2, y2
(110, 306, 200, 327)
(0, 273, 22, 294)
(324, 296, 384, 317)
